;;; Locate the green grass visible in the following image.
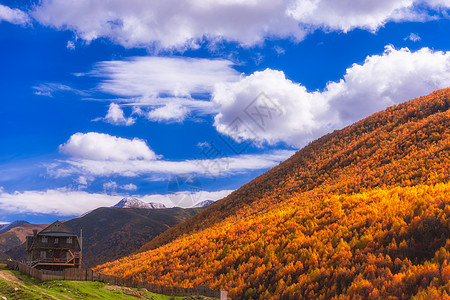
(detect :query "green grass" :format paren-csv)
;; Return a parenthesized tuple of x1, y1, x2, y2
(0, 265, 213, 299)
(0, 277, 52, 299)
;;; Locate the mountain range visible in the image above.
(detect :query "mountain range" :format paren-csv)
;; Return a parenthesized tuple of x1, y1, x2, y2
(5, 197, 205, 268)
(96, 88, 450, 299)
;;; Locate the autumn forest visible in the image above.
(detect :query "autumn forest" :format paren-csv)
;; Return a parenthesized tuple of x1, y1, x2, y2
(96, 88, 450, 299)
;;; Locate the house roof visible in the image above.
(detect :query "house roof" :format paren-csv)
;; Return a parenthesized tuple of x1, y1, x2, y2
(38, 221, 77, 237)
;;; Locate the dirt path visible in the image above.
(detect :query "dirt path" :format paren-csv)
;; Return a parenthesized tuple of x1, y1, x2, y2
(0, 268, 74, 300)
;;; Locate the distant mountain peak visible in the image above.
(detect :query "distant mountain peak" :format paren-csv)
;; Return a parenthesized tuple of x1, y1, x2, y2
(194, 200, 215, 208)
(113, 197, 151, 209)
(148, 202, 166, 209)
(112, 197, 166, 209)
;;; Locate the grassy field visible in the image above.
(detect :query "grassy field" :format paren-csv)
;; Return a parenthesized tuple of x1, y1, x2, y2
(0, 264, 211, 299)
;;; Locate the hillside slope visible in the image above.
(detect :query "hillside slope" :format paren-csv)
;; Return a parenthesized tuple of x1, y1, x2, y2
(97, 88, 450, 299)
(0, 223, 47, 252)
(141, 87, 450, 252)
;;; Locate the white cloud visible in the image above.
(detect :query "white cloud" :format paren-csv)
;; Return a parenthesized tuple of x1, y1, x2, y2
(50, 148, 294, 178)
(213, 70, 330, 146)
(103, 181, 118, 192)
(146, 103, 189, 123)
(59, 132, 158, 161)
(122, 183, 137, 191)
(426, 0, 450, 7)
(33, 83, 83, 97)
(101, 181, 137, 193)
(404, 32, 421, 41)
(0, 189, 121, 215)
(213, 46, 450, 146)
(66, 40, 76, 50)
(142, 189, 233, 208)
(286, 0, 426, 33)
(0, 4, 30, 25)
(31, 0, 450, 49)
(75, 176, 93, 186)
(86, 56, 239, 123)
(31, 0, 302, 49)
(0, 188, 232, 215)
(103, 103, 135, 126)
(92, 56, 239, 100)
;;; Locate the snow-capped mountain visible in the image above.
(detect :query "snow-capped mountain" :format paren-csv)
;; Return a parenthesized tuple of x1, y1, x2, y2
(112, 197, 166, 209)
(148, 202, 166, 209)
(194, 200, 215, 208)
(113, 197, 152, 209)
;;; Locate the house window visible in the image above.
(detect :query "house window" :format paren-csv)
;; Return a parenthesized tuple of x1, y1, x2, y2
(67, 237, 72, 244)
(54, 238, 59, 244)
(40, 251, 46, 258)
(41, 236, 48, 243)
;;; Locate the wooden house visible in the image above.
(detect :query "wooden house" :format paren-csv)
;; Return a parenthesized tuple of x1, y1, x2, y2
(26, 221, 82, 270)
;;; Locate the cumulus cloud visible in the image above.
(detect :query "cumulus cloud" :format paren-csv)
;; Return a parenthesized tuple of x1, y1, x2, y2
(404, 32, 421, 42)
(103, 181, 118, 192)
(31, 0, 302, 49)
(213, 46, 450, 146)
(30, 0, 450, 49)
(122, 183, 137, 191)
(103, 181, 138, 192)
(213, 70, 330, 146)
(286, 0, 426, 33)
(103, 103, 135, 126)
(0, 4, 30, 25)
(146, 103, 189, 123)
(59, 132, 158, 161)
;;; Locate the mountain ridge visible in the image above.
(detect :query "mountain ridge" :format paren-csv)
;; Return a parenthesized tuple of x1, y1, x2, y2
(112, 197, 166, 209)
(0, 222, 48, 253)
(7, 206, 203, 268)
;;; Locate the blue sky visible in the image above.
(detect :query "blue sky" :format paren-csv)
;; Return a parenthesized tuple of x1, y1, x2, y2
(1, 0, 450, 223)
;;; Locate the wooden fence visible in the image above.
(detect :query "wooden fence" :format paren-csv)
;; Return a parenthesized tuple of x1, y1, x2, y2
(6, 260, 226, 299)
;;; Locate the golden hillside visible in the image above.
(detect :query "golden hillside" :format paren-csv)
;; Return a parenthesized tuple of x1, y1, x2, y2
(96, 88, 450, 299)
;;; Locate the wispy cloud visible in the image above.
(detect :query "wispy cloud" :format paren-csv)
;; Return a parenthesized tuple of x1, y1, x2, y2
(84, 56, 240, 123)
(33, 83, 87, 97)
